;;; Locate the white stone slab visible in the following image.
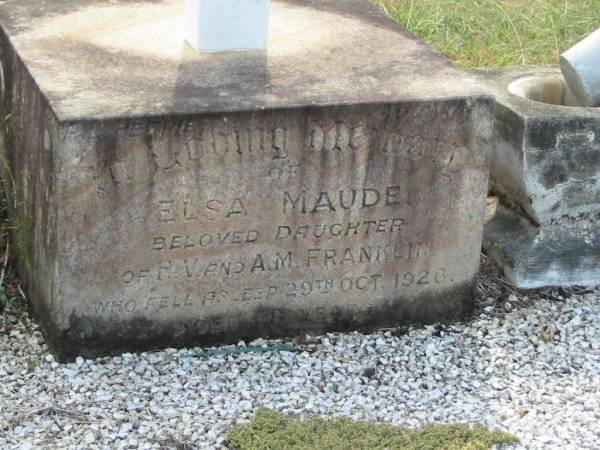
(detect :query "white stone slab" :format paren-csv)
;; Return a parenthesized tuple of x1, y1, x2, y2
(185, 0, 270, 52)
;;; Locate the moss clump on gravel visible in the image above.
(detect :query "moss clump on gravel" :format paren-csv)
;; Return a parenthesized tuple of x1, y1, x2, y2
(226, 408, 519, 450)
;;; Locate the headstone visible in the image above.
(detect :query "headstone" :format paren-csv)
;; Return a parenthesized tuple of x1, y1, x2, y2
(185, 0, 271, 52)
(0, 0, 492, 360)
(472, 67, 600, 288)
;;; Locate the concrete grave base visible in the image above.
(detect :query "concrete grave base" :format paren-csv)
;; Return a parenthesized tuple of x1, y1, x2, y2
(0, 0, 492, 360)
(484, 207, 600, 288)
(471, 67, 600, 288)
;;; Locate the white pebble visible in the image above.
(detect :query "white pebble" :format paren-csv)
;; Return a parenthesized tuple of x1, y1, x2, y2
(0, 288, 599, 450)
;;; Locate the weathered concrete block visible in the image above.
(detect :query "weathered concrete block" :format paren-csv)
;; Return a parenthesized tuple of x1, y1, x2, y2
(472, 67, 600, 288)
(0, 0, 492, 360)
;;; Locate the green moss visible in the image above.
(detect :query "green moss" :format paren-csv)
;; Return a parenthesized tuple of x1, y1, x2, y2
(0, 122, 33, 265)
(0, 285, 26, 321)
(226, 408, 519, 450)
(488, 241, 515, 269)
(11, 214, 33, 264)
(374, 0, 600, 68)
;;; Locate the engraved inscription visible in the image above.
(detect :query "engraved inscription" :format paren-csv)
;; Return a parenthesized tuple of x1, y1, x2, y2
(83, 104, 482, 338)
(152, 229, 260, 251)
(96, 267, 453, 315)
(157, 125, 289, 170)
(282, 186, 402, 214)
(157, 197, 248, 223)
(309, 122, 369, 153)
(275, 218, 404, 241)
(122, 241, 428, 283)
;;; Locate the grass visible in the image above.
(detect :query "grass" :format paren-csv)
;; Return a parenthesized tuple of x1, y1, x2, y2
(226, 408, 519, 450)
(374, 0, 600, 67)
(0, 143, 28, 330)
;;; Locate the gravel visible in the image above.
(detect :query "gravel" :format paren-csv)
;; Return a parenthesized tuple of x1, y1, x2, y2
(1, 288, 599, 449)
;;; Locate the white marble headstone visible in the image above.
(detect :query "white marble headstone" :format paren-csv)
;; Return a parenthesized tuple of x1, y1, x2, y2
(185, 0, 270, 52)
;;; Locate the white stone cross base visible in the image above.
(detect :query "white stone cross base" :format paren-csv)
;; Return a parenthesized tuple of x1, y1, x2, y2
(185, 0, 271, 52)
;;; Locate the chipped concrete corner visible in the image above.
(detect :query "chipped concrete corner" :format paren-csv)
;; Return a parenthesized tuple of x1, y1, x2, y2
(1, 0, 493, 360)
(472, 67, 600, 288)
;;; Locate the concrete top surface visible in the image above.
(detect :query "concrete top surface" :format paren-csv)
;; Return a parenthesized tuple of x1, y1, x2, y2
(471, 66, 600, 120)
(1, 0, 488, 121)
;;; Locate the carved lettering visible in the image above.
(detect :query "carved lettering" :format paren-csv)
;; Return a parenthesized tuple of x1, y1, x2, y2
(282, 186, 403, 215)
(157, 197, 248, 223)
(152, 229, 260, 251)
(275, 218, 404, 241)
(102, 264, 453, 316)
(309, 123, 369, 153)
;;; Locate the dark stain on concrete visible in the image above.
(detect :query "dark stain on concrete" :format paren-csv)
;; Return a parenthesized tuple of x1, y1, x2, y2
(526, 118, 600, 191)
(49, 281, 476, 362)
